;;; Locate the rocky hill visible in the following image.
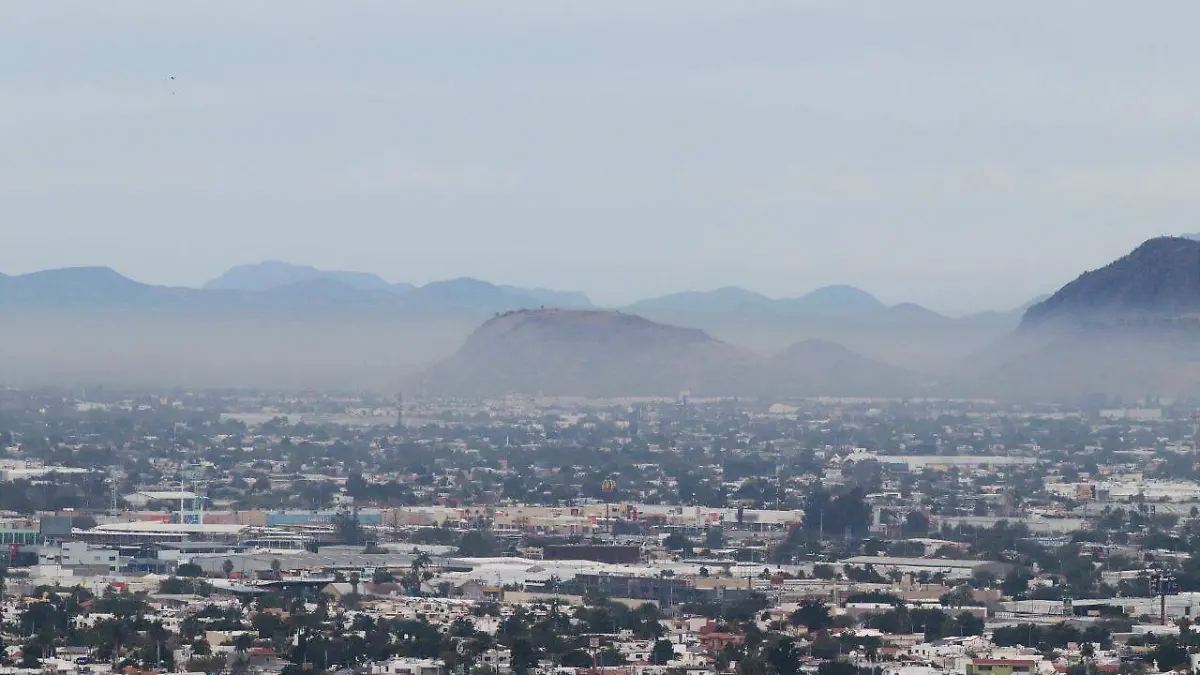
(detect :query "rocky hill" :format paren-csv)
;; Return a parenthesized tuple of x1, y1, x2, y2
(425, 309, 756, 397)
(425, 309, 927, 398)
(961, 237, 1200, 400)
(1022, 236, 1200, 327)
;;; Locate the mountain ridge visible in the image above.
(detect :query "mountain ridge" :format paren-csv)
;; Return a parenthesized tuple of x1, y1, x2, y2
(625, 284, 890, 318)
(954, 236, 1200, 400)
(3, 263, 1039, 319)
(1022, 236, 1200, 327)
(203, 261, 594, 308)
(204, 260, 406, 293)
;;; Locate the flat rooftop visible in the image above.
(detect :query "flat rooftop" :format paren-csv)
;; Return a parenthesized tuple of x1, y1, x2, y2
(89, 522, 249, 534)
(840, 555, 999, 569)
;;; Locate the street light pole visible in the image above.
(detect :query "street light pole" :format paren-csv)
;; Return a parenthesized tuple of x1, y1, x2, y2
(1149, 570, 1179, 626)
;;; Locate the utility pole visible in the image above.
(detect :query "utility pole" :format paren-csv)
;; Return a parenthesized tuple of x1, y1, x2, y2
(1192, 409, 1200, 456)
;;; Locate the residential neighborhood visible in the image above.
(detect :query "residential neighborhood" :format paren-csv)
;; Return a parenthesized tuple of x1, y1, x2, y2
(2, 389, 1200, 675)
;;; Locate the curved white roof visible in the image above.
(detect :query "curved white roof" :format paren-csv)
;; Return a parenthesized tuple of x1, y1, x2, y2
(91, 522, 248, 534)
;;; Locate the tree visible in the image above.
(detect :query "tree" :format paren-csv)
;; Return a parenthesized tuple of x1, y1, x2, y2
(176, 563, 204, 578)
(333, 509, 364, 546)
(222, 559, 235, 578)
(159, 576, 212, 595)
(940, 585, 977, 607)
(350, 571, 361, 596)
(766, 639, 802, 675)
(904, 511, 930, 536)
(802, 485, 870, 539)
(812, 564, 836, 580)
(509, 638, 538, 675)
(663, 532, 693, 553)
(789, 600, 832, 631)
(611, 520, 641, 535)
(957, 612, 985, 636)
(234, 633, 253, 654)
(705, 527, 726, 549)
(270, 558, 282, 581)
(21, 640, 43, 668)
(458, 531, 502, 558)
(1001, 569, 1029, 597)
(559, 650, 592, 668)
(650, 639, 674, 665)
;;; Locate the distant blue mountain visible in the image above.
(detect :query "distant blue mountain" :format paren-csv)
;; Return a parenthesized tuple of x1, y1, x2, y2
(0, 266, 171, 308)
(780, 284, 887, 318)
(204, 260, 408, 293)
(396, 278, 543, 314)
(626, 284, 892, 319)
(0, 267, 552, 317)
(499, 285, 593, 309)
(625, 286, 776, 315)
(203, 261, 594, 308)
(0, 265, 1027, 394)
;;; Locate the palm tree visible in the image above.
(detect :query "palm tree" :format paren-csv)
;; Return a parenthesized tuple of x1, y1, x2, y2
(270, 558, 282, 581)
(233, 633, 252, 654)
(232, 634, 252, 675)
(349, 571, 360, 597)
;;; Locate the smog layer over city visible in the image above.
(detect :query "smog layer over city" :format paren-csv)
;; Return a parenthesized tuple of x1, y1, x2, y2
(6, 4, 1200, 675)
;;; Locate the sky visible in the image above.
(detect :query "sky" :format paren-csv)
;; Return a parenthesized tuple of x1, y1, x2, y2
(3, 2, 1200, 313)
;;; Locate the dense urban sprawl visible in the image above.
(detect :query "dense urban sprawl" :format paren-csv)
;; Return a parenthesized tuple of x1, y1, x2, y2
(2, 390, 1200, 675)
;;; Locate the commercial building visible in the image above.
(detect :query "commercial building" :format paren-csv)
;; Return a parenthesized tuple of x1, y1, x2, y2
(839, 556, 1011, 579)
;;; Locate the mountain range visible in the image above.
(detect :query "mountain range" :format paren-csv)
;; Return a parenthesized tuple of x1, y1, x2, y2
(5, 238, 1200, 400)
(203, 261, 592, 309)
(0, 260, 1028, 325)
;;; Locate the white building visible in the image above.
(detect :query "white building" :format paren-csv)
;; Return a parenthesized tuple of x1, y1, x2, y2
(369, 658, 444, 675)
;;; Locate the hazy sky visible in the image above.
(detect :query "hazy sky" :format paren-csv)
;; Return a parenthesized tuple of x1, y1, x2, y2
(3, 2, 1199, 312)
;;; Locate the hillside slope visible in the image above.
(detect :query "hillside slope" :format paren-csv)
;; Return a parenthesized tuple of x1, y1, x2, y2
(1023, 237, 1200, 326)
(426, 309, 757, 397)
(766, 339, 928, 398)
